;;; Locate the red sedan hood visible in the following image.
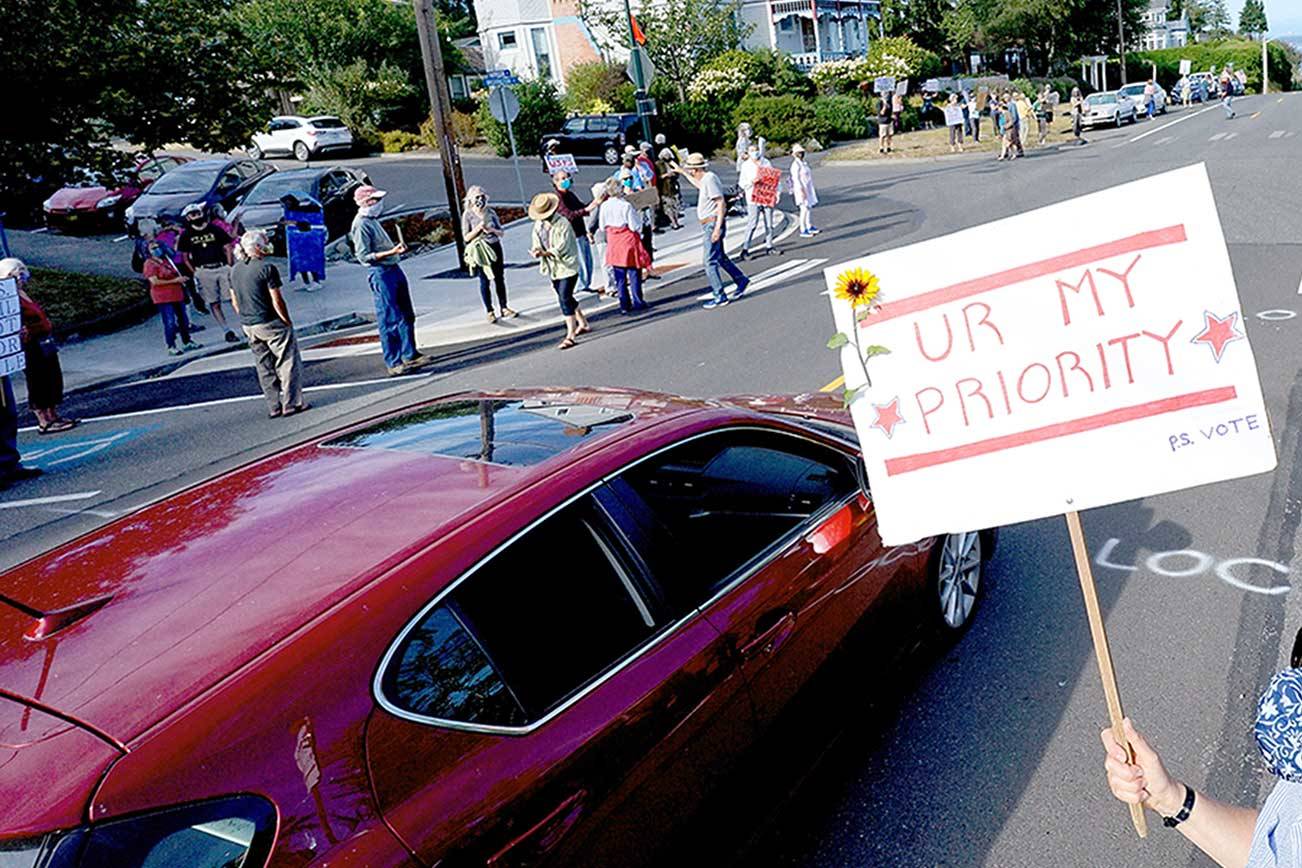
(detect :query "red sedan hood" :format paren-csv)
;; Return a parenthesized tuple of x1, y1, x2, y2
(720, 392, 856, 428)
(46, 185, 112, 210)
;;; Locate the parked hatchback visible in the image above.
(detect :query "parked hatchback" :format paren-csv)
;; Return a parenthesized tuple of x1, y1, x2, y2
(124, 158, 275, 235)
(0, 388, 993, 868)
(1117, 82, 1167, 115)
(1081, 90, 1138, 128)
(42, 155, 192, 233)
(250, 115, 355, 162)
(229, 166, 370, 253)
(539, 113, 643, 165)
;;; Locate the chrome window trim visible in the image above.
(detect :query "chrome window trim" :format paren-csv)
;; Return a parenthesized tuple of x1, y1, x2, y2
(372, 424, 859, 737)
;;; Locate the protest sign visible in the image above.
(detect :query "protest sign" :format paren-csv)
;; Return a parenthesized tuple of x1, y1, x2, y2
(1180, 58, 1193, 75)
(923, 78, 939, 92)
(825, 164, 1273, 837)
(0, 278, 22, 378)
(750, 166, 782, 208)
(895, 79, 909, 96)
(942, 105, 964, 127)
(544, 153, 578, 175)
(874, 76, 896, 94)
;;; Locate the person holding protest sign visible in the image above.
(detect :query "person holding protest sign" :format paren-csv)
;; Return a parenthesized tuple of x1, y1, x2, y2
(737, 145, 779, 259)
(790, 144, 819, 238)
(966, 91, 982, 142)
(0, 259, 76, 435)
(551, 170, 594, 294)
(873, 87, 895, 153)
(944, 93, 966, 153)
(674, 153, 749, 310)
(1071, 86, 1088, 144)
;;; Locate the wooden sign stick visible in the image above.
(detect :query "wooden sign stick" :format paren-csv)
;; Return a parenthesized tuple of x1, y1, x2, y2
(1064, 510, 1149, 839)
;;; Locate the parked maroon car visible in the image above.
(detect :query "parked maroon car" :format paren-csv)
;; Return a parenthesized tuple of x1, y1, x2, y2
(42, 155, 192, 233)
(0, 388, 992, 867)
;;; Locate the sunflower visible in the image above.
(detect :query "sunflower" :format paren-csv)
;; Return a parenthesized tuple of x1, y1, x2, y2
(833, 267, 881, 308)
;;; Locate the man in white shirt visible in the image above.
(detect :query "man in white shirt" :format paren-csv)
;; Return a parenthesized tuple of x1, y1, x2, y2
(737, 144, 779, 259)
(674, 152, 748, 309)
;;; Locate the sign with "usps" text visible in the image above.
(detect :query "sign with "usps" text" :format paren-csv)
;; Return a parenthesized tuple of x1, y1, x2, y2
(826, 163, 1274, 544)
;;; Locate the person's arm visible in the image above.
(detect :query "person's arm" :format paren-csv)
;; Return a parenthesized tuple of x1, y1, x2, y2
(1102, 719, 1257, 868)
(228, 285, 240, 316)
(674, 165, 702, 190)
(268, 286, 291, 326)
(711, 196, 725, 242)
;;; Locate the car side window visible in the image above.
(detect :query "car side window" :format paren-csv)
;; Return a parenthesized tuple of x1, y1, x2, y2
(589, 117, 617, 133)
(236, 161, 261, 179)
(380, 498, 657, 727)
(214, 170, 241, 195)
(136, 160, 164, 183)
(562, 117, 585, 134)
(609, 429, 857, 613)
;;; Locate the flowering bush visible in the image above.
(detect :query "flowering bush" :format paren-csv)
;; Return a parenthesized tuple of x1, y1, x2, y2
(687, 67, 750, 102)
(810, 37, 941, 94)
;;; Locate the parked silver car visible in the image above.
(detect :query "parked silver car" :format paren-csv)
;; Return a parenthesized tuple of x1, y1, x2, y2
(1118, 82, 1167, 115)
(1081, 91, 1138, 129)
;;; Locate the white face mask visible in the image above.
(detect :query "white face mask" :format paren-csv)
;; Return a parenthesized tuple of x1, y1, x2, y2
(359, 202, 383, 218)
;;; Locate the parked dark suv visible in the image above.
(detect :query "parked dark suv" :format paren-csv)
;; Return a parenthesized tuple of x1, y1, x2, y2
(540, 114, 643, 165)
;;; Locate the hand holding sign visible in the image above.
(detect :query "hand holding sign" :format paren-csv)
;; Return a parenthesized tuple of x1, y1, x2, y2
(825, 163, 1274, 838)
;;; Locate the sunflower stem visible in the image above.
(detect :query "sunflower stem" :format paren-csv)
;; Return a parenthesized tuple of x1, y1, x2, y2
(849, 306, 873, 390)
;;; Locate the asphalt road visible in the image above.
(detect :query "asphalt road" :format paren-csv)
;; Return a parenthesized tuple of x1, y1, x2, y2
(5, 94, 1302, 867)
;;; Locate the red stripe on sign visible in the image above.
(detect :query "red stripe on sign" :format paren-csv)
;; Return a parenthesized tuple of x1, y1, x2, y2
(884, 386, 1237, 476)
(862, 224, 1187, 327)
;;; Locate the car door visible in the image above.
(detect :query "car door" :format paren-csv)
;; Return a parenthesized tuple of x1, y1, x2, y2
(320, 170, 356, 239)
(274, 118, 302, 154)
(365, 493, 758, 868)
(606, 426, 904, 729)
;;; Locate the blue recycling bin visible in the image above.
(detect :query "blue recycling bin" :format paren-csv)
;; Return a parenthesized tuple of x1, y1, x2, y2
(281, 194, 327, 285)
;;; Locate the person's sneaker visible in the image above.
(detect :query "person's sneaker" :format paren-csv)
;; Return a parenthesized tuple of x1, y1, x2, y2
(168, 346, 184, 356)
(404, 354, 433, 368)
(809, 227, 821, 235)
(224, 330, 238, 343)
(730, 277, 751, 300)
(189, 323, 206, 332)
(799, 230, 814, 238)
(703, 298, 729, 310)
(737, 249, 749, 261)
(0, 465, 43, 489)
(183, 341, 202, 351)
(387, 364, 413, 377)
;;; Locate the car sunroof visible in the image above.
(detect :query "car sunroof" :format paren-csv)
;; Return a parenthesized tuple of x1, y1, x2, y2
(321, 399, 635, 466)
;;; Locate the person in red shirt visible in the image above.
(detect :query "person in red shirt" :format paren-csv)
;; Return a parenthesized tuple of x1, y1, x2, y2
(0, 258, 77, 434)
(143, 240, 202, 356)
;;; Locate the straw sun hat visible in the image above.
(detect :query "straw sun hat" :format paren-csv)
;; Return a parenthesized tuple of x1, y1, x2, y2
(528, 192, 560, 221)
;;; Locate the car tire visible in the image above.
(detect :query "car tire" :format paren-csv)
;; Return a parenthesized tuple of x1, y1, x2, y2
(603, 145, 620, 166)
(294, 141, 311, 162)
(249, 143, 263, 160)
(1115, 113, 1122, 128)
(930, 530, 984, 635)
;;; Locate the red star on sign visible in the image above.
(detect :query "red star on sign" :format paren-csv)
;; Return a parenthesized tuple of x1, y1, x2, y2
(870, 397, 905, 439)
(1190, 310, 1244, 363)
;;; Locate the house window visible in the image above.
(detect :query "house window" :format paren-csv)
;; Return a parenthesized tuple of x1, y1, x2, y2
(497, 31, 517, 49)
(530, 27, 552, 80)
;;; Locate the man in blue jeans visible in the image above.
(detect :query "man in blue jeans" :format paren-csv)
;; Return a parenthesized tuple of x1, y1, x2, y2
(674, 153, 749, 310)
(0, 374, 42, 490)
(349, 185, 430, 376)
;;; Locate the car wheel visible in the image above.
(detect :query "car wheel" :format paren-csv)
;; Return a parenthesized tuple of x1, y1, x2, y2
(249, 143, 263, 160)
(603, 146, 620, 165)
(294, 141, 311, 162)
(1115, 112, 1122, 128)
(931, 531, 983, 633)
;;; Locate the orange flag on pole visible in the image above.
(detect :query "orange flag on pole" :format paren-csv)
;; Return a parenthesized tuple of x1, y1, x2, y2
(630, 13, 647, 44)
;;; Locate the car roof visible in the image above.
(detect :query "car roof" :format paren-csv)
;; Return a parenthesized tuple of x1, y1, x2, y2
(0, 388, 720, 742)
(171, 158, 236, 172)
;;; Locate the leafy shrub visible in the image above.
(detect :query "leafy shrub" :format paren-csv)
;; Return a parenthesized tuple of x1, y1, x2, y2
(661, 100, 731, 153)
(687, 67, 750, 103)
(868, 36, 941, 81)
(476, 79, 567, 157)
(564, 61, 634, 112)
(301, 59, 415, 133)
(1129, 38, 1292, 91)
(733, 93, 817, 145)
(379, 129, 425, 152)
(812, 94, 871, 140)
(352, 128, 382, 153)
(415, 112, 478, 148)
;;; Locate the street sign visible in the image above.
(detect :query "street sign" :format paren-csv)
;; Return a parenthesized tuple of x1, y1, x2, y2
(488, 86, 520, 124)
(544, 153, 578, 175)
(483, 68, 520, 87)
(0, 277, 22, 377)
(627, 47, 655, 88)
(874, 76, 896, 94)
(635, 96, 658, 116)
(1179, 58, 1193, 75)
(825, 163, 1273, 545)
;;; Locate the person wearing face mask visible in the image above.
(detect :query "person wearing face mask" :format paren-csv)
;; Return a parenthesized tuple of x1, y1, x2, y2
(349, 185, 428, 376)
(1101, 629, 1302, 866)
(737, 144, 778, 260)
(143, 237, 201, 356)
(597, 177, 649, 314)
(178, 203, 238, 343)
(461, 185, 515, 322)
(550, 171, 594, 294)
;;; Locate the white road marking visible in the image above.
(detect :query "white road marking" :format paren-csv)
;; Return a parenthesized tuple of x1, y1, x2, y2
(0, 491, 102, 510)
(1208, 132, 1228, 141)
(112, 234, 130, 243)
(1271, 130, 1287, 138)
(29, 227, 48, 234)
(695, 257, 826, 301)
(44, 506, 119, 518)
(1296, 271, 1302, 295)
(1257, 309, 1297, 320)
(1224, 131, 1238, 140)
(1154, 136, 1175, 145)
(1127, 103, 1219, 142)
(1289, 132, 1298, 138)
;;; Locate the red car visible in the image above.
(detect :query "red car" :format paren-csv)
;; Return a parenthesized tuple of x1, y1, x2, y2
(0, 388, 992, 867)
(42, 155, 192, 233)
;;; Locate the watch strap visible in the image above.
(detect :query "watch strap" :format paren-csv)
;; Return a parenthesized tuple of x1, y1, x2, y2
(1162, 785, 1195, 828)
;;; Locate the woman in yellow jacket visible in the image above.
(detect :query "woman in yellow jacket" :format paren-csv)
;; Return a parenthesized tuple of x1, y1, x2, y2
(1014, 92, 1037, 149)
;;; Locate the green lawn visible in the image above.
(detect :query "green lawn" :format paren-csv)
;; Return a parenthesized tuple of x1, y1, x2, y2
(26, 266, 148, 334)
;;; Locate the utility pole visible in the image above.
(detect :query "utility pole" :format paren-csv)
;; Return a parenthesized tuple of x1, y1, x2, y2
(1116, 0, 1128, 85)
(1263, 28, 1269, 95)
(413, 0, 467, 264)
(623, 0, 654, 145)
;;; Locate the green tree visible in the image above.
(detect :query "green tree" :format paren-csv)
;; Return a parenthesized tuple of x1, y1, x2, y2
(880, 0, 957, 56)
(1239, 0, 1268, 38)
(579, 0, 752, 102)
(1206, 0, 1232, 36)
(962, 0, 1146, 72)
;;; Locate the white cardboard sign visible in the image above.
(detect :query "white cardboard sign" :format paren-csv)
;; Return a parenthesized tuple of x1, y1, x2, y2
(826, 164, 1275, 545)
(0, 277, 23, 378)
(545, 153, 579, 175)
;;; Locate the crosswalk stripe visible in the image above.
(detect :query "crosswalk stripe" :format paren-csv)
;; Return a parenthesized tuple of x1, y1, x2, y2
(694, 257, 827, 301)
(1154, 136, 1175, 145)
(1270, 130, 1287, 138)
(1224, 132, 1238, 140)
(1208, 132, 1228, 141)
(1289, 132, 1297, 139)
(1250, 111, 1262, 119)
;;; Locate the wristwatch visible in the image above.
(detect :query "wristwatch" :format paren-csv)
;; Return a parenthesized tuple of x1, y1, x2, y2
(1163, 784, 1196, 828)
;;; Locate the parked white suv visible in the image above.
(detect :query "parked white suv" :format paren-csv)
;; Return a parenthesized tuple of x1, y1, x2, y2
(250, 116, 354, 162)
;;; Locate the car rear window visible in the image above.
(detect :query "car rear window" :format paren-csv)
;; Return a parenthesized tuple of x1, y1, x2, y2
(323, 399, 634, 466)
(308, 117, 347, 129)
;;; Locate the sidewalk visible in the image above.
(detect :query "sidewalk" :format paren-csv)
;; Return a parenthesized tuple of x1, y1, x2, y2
(11, 208, 795, 399)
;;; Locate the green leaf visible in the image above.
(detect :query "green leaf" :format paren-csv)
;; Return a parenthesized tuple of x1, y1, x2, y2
(842, 386, 862, 408)
(864, 345, 892, 358)
(855, 306, 873, 322)
(826, 332, 850, 349)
